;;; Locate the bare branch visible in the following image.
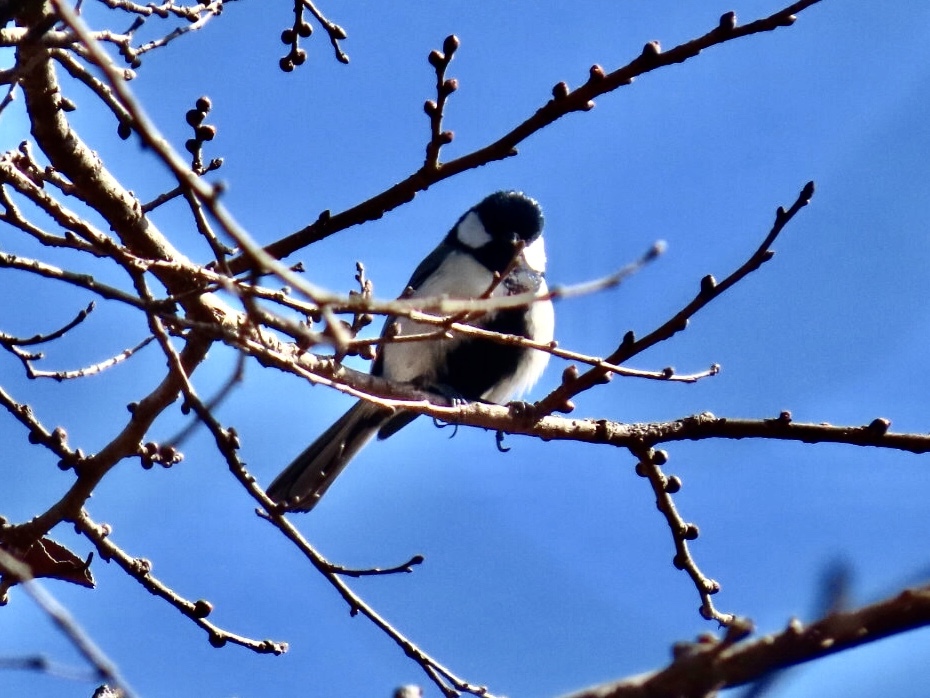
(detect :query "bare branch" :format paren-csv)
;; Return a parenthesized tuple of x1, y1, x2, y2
(0, 251, 157, 310)
(631, 446, 735, 626)
(50, 48, 132, 131)
(25, 336, 154, 381)
(96, 0, 212, 22)
(536, 181, 815, 416)
(300, 0, 348, 64)
(0, 383, 80, 466)
(561, 581, 930, 698)
(238, 2, 822, 271)
(121, 0, 225, 63)
(1, 301, 95, 346)
(423, 35, 459, 170)
(137, 328, 493, 695)
(74, 512, 287, 655)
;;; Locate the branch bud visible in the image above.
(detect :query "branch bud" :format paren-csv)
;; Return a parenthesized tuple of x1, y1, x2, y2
(552, 81, 570, 100)
(442, 34, 460, 55)
(192, 599, 213, 618)
(195, 125, 216, 141)
(555, 400, 575, 414)
(642, 41, 661, 57)
(719, 11, 737, 31)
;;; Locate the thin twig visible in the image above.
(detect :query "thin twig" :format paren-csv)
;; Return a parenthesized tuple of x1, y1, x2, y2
(536, 182, 815, 416)
(631, 446, 735, 626)
(26, 336, 155, 381)
(300, 0, 347, 63)
(96, 0, 210, 22)
(423, 35, 459, 170)
(123, 0, 224, 62)
(0, 383, 80, 466)
(74, 512, 287, 655)
(1, 301, 95, 346)
(232, 2, 823, 271)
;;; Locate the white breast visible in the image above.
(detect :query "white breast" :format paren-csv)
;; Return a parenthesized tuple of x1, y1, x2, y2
(380, 250, 494, 384)
(379, 244, 554, 403)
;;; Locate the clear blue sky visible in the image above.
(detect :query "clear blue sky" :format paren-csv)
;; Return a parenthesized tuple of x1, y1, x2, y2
(3, 2, 930, 697)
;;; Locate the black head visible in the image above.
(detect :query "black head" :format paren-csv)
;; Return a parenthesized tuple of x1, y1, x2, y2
(451, 191, 545, 274)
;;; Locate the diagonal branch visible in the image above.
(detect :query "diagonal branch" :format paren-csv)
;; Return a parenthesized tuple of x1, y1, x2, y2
(74, 512, 288, 655)
(536, 181, 815, 416)
(235, 1, 822, 272)
(560, 581, 930, 698)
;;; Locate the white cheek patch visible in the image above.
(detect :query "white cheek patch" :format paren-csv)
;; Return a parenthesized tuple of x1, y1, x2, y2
(521, 235, 547, 273)
(455, 211, 492, 249)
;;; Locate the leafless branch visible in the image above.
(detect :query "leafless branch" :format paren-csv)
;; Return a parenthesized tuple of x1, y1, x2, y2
(560, 580, 930, 698)
(237, 2, 822, 272)
(423, 35, 459, 170)
(631, 446, 734, 626)
(0, 301, 95, 346)
(25, 335, 154, 381)
(8, 2, 917, 697)
(74, 512, 288, 655)
(300, 0, 347, 64)
(536, 181, 815, 416)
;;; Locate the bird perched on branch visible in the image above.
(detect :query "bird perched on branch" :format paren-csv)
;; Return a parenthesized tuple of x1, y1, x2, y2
(267, 191, 555, 511)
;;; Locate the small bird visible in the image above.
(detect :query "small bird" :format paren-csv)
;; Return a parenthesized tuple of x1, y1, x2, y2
(267, 191, 555, 511)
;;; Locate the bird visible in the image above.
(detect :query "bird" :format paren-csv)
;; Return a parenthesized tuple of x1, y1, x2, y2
(266, 191, 555, 511)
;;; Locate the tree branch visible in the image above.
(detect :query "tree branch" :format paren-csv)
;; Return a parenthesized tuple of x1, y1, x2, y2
(74, 512, 287, 655)
(561, 581, 930, 698)
(234, 2, 822, 272)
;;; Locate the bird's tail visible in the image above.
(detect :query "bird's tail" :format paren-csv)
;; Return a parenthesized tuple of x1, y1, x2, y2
(266, 400, 393, 512)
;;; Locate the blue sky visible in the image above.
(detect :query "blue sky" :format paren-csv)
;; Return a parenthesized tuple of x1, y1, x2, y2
(3, 2, 930, 697)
